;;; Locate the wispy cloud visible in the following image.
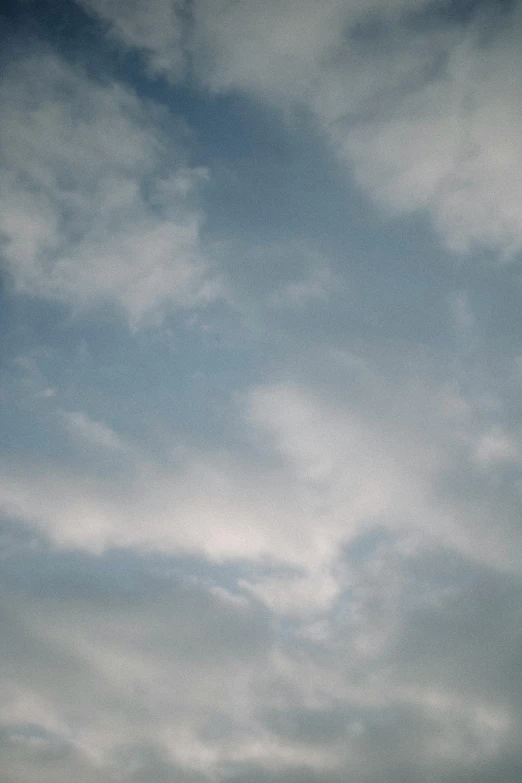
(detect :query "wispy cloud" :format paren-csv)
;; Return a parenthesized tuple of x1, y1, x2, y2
(61, 411, 130, 452)
(78, 0, 186, 79)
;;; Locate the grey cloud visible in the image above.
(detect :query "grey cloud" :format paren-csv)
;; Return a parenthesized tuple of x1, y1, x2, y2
(0, 727, 115, 783)
(0, 525, 276, 778)
(222, 766, 341, 783)
(261, 706, 348, 746)
(256, 538, 522, 783)
(0, 729, 211, 783)
(1, 514, 522, 782)
(394, 555, 522, 709)
(117, 743, 210, 783)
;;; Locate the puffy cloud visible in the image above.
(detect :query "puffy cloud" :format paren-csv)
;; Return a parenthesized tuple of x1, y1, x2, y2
(337, 10, 522, 256)
(66, 1, 522, 257)
(0, 50, 217, 327)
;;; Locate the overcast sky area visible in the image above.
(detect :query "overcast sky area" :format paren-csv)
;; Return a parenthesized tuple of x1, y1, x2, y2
(1, 0, 522, 781)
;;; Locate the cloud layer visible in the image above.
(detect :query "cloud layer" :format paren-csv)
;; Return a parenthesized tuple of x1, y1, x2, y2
(1, 2, 522, 782)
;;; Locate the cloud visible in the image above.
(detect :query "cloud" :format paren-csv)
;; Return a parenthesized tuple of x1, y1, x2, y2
(245, 344, 522, 578)
(336, 9, 522, 256)
(0, 353, 429, 576)
(190, 0, 522, 258)
(0, 50, 217, 327)
(78, 0, 186, 79)
(190, 0, 430, 96)
(2, 4, 522, 782)
(65, 1, 522, 258)
(3, 341, 522, 589)
(61, 411, 130, 452)
(2, 518, 521, 782)
(0, 531, 274, 777)
(1, 331, 522, 780)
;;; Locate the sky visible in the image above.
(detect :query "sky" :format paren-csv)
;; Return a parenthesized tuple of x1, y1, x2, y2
(1, 0, 522, 781)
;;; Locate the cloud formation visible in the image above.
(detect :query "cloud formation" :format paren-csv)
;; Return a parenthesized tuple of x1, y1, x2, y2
(88, 0, 522, 258)
(1, 2, 522, 782)
(0, 49, 216, 327)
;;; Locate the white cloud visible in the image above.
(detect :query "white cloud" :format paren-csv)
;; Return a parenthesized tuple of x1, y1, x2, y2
(0, 51, 217, 327)
(245, 351, 522, 577)
(336, 14, 522, 256)
(3, 344, 522, 597)
(63, 1, 522, 258)
(239, 569, 340, 617)
(0, 446, 340, 568)
(191, 1, 522, 258)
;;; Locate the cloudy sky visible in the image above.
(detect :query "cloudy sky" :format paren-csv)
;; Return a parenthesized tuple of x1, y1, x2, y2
(1, 0, 522, 781)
